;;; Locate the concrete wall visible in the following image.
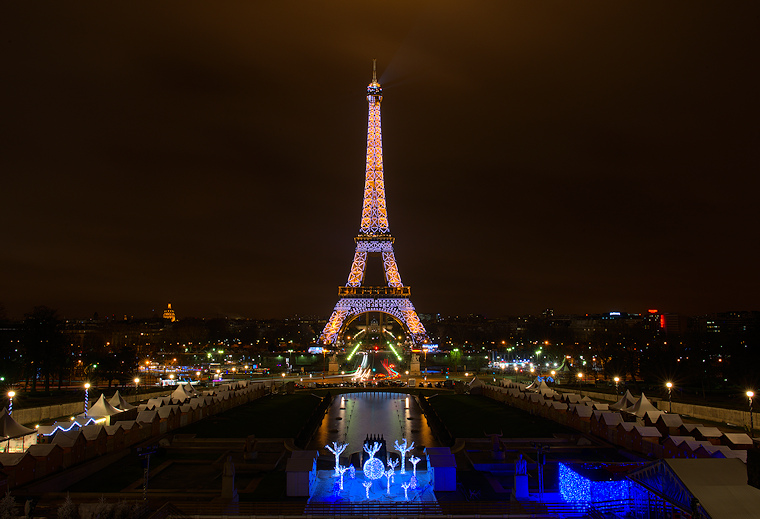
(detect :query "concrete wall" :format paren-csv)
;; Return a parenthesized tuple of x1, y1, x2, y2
(552, 387, 756, 432)
(12, 388, 168, 427)
(654, 400, 757, 431)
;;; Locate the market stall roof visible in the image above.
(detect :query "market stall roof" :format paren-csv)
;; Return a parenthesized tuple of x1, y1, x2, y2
(666, 458, 760, 518)
(0, 408, 35, 440)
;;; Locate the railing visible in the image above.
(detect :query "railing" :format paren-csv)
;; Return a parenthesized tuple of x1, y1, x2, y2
(338, 286, 411, 297)
(159, 500, 629, 518)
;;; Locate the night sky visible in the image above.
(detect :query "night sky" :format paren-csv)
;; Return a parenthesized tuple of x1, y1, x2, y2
(2, 2, 759, 320)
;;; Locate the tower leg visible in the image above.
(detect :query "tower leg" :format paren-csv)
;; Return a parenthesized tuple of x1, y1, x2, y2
(320, 306, 349, 345)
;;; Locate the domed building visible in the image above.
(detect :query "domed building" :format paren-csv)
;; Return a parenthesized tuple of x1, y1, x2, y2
(163, 303, 176, 322)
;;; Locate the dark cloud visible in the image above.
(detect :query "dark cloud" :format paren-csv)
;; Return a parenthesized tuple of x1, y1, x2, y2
(1, 1, 758, 319)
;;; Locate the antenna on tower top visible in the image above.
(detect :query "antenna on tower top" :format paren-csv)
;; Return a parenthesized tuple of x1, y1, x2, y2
(372, 59, 377, 82)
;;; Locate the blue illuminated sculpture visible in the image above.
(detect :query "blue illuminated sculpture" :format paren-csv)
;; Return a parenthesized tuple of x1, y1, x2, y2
(559, 463, 632, 504)
(363, 442, 384, 480)
(326, 441, 348, 477)
(394, 438, 414, 474)
(402, 480, 412, 500)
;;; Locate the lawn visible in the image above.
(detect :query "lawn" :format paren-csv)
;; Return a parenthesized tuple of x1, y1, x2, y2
(175, 393, 324, 438)
(428, 394, 573, 438)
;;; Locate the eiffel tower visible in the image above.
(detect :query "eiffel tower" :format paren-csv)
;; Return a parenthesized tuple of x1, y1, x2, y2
(319, 61, 429, 347)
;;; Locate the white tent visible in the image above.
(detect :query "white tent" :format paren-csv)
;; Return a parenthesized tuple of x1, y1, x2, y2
(87, 394, 124, 418)
(0, 408, 37, 453)
(109, 390, 135, 411)
(610, 390, 637, 411)
(623, 393, 660, 418)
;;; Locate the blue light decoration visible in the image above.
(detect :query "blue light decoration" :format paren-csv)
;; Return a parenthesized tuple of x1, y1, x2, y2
(559, 463, 632, 505)
(41, 417, 98, 436)
(363, 442, 384, 480)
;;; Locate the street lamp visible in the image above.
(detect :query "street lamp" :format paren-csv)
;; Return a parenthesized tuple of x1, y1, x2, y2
(134, 377, 140, 396)
(7, 391, 15, 415)
(84, 383, 91, 416)
(748, 391, 755, 437)
(614, 377, 620, 395)
(666, 382, 673, 412)
(577, 372, 583, 389)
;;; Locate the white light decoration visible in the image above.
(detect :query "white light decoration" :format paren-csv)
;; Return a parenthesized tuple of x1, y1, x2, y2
(362, 480, 372, 499)
(335, 465, 348, 491)
(384, 468, 394, 494)
(319, 60, 430, 347)
(387, 457, 398, 480)
(362, 442, 384, 480)
(410, 455, 421, 477)
(402, 480, 412, 501)
(326, 441, 348, 477)
(394, 439, 414, 475)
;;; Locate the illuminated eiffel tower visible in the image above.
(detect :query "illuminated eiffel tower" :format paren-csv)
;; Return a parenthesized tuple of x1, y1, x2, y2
(319, 61, 429, 347)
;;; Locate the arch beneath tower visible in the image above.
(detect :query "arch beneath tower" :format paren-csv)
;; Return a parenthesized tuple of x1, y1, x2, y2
(320, 297, 427, 346)
(341, 310, 407, 346)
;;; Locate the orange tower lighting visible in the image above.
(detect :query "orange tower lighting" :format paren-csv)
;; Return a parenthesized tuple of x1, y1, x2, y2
(320, 60, 429, 346)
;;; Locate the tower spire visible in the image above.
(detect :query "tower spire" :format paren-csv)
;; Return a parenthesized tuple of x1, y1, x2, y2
(361, 60, 387, 235)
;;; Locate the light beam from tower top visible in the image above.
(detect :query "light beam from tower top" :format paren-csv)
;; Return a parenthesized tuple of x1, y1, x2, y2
(360, 59, 389, 235)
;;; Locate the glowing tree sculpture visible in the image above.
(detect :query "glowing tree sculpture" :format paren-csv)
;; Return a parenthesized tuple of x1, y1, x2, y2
(319, 60, 430, 347)
(402, 481, 412, 501)
(410, 455, 421, 476)
(363, 442, 384, 480)
(362, 480, 372, 499)
(387, 458, 399, 482)
(394, 439, 414, 474)
(335, 465, 348, 491)
(326, 441, 348, 477)
(410, 455, 421, 489)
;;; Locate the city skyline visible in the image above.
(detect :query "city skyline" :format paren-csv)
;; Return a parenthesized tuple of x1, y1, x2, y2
(2, 2, 759, 320)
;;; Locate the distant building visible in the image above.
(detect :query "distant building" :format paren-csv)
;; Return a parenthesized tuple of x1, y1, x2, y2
(163, 303, 176, 322)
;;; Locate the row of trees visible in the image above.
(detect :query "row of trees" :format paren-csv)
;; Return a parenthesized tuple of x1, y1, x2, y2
(0, 306, 137, 392)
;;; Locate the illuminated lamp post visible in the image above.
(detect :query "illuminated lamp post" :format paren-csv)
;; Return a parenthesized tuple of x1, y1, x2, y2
(614, 377, 620, 396)
(577, 372, 583, 389)
(134, 378, 140, 396)
(666, 382, 673, 412)
(84, 383, 91, 416)
(550, 370, 556, 384)
(7, 391, 15, 415)
(748, 391, 755, 438)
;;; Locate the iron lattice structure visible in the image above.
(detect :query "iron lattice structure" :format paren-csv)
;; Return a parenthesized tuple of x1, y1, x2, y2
(320, 62, 429, 346)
